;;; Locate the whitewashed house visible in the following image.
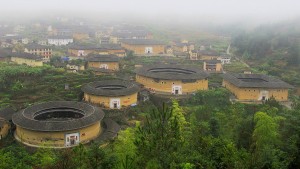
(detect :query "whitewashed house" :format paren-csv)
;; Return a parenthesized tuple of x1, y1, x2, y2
(218, 54, 231, 64)
(47, 36, 73, 46)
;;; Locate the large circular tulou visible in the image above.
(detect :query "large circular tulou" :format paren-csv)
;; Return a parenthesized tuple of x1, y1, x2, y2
(82, 79, 140, 109)
(12, 101, 104, 148)
(135, 64, 209, 95)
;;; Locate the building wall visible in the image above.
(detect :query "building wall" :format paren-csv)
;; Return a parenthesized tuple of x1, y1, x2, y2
(199, 55, 219, 60)
(25, 48, 52, 60)
(166, 48, 173, 54)
(15, 122, 101, 147)
(106, 49, 126, 57)
(216, 63, 222, 71)
(220, 58, 231, 64)
(0, 57, 10, 62)
(48, 39, 73, 46)
(11, 57, 43, 67)
(0, 121, 10, 140)
(109, 36, 118, 44)
(87, 61, 119, 71)
(73, 33, 89, 41)
(68, 49, 125, 57)
(21, 39, 29, 44)
(121, 43, 165, 55)
(68, 49, 96, 57)
(189, 52, 198, 60)
(223, 80, 289, 101)
(188, 44, 195, 51)
(136, 75, 208, 94)
(173, 45, 187, 52)
(84, 93, 138, 108)
(203, 62, 222, 72)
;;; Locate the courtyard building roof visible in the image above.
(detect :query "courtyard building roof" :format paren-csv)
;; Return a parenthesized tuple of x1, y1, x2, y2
(85, 54, 119, 62)
(12, 101, 104, 132)
(222, 73, 294, 89)
(82, 80, 140, 97)
(121, 39, 164, 45)
(135, 64, 209, 80)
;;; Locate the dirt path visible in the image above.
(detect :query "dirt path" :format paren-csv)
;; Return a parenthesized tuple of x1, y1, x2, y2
(234, 56, 250, 68)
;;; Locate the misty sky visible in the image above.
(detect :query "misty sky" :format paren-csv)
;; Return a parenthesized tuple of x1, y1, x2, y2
(1, 0, 300, 23)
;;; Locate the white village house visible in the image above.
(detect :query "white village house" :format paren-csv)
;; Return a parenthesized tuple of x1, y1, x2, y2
(47, 36, 73, 46)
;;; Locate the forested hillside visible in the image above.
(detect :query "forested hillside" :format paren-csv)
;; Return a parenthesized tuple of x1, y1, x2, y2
(232, 19, 300, 85)
(1, 88, 300, 168)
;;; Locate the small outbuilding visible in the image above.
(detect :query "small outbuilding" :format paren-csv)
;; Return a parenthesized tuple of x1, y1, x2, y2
(203, 59, 223, 72)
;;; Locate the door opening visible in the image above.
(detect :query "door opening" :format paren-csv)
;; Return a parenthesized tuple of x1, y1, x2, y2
(110, 98, 121, 109)
(70, 136, 76, 145)
(65, 133, 80, 147)
(172, 85, 182, 95)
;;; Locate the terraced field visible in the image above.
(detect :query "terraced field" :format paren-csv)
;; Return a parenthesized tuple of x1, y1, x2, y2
(0, 63, 114, 109)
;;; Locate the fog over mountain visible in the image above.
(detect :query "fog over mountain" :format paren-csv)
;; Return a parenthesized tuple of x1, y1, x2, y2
(0, 0, 300, 25)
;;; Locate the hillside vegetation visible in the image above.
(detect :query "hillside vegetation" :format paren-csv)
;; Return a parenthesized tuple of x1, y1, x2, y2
(232, 20, 300, 86)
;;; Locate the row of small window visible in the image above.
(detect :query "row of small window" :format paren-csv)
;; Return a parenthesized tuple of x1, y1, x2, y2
(32, 52, 52, 55)
(244, 89, 285, 92)
(30, 49, 51, 51)
(138, 76, 203, 84)
(49, 39, 73, 41)
(141, 79, 202, 85)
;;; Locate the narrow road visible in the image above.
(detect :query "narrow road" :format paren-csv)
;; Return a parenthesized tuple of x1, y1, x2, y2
(226, 44, 231, 54)
(234, 55, 250, 68)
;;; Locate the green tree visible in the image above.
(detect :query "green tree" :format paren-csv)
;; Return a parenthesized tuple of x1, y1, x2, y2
(0, 145, 34, 169)
(171, 99, 187, 133)
(11, 80, 24, 92)
(32, 147, 56, 168)
(287, 44, 300, 66)
(72, 143, 88, 169)
(135, 103, 185, 168)
(55, 149, 76, 169)
(251, 112, 288, 168)
(114, 127, 137, 169)
(209, 117, 220, 138)
(87, 143, 106, 169)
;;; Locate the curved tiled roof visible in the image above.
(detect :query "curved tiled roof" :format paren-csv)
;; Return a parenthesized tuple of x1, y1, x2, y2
(68, 44, 99, 50)
(198, 50, 219, 56)
(25, 43, 52, 50)
(0, 107, 15, 121)
(68, 44, 123, 50)
(120, 39, 164, 45)
(222, 73, 294, 89)
(204, 59, 221, 64)
(48, 35, 73, 39)
(82, 80, 139, 97)
(12, 101, 104, 132)
(0, 49, 12, 58)
(12, 52, 43, 60)
(88, 67, 115, 73)
(86, 54, 119, 62)
(135, 64, 209, 80)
